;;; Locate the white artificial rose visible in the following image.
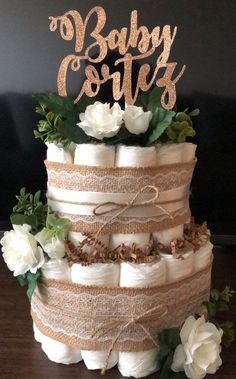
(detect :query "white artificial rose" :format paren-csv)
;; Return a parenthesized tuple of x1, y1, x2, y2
(123, 105, 152, 135)
(171, 315, 222, 379)
(35, 229, 65, 259)
(1, 224, 45, 276)
(77, 101, 124, 140)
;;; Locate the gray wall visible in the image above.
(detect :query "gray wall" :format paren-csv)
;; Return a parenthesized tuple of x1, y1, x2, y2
(0, 0, 235, 96)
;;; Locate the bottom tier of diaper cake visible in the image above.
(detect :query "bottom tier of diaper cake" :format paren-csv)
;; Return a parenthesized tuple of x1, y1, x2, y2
(31, 221, 213, 379)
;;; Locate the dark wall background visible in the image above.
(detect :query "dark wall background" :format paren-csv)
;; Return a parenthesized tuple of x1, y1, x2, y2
(0, 0, 236, 233)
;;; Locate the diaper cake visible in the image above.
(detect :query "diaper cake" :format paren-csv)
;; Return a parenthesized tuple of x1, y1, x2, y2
(1, 6, 234, 379)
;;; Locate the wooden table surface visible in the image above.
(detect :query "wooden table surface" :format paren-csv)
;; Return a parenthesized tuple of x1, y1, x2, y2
(0, 245, 235, 379)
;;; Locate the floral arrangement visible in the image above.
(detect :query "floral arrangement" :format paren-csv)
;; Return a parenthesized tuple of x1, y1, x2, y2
(1, 188, 70, 300)
(33, 88, 199, 147)
(157, 286, 234, 379)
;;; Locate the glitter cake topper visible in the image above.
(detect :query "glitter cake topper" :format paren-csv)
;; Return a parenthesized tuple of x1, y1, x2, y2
(49, 6, 186, 109)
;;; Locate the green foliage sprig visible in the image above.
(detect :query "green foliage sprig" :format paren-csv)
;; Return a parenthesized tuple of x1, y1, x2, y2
(10, 188, 47, 234)
(203, 286, 235, 347)
(33, 93, 93, 146)
(39, 213, 70, 242)
(162, 108, 199, 143)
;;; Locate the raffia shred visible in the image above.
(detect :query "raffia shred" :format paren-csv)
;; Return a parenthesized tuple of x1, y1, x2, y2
(66, 221, 211, 264)
(66, 235, 161, 266)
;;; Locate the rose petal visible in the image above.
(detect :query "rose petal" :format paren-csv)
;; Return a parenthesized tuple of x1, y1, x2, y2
(171, 344, 186, 372)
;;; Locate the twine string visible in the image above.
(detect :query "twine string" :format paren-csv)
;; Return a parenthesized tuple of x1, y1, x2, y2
(93, 185, 173, 245)
(100, 303, 168, 374)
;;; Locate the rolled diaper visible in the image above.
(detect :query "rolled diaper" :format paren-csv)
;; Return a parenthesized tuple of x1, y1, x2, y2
(193, 241, 213, 272)
(119, 348, 159, 379)
(41, 258, 71, 281)
(113, 145, 156, 249)
(41, 334, 82, 364)
(118, 259, 165, 377)
(160, 250, 194, 283)
(115, 145, 156, 167)
(119, 259, 166, 288)
(73, 143, 114, 247)
(71, 263, 120, 369)
(156, 143, 184, 165)
(153, 225, 184, 246)
(71, 262, 120, 286)
(74, 143, 115, 166)
(68, 231, 109, 252)
(37, 258, 82, 364)
(110, 233, 150, 250)
(46, 142, 73, 163)
(33, 322, 44, 343)
(182, 142, 197, 162)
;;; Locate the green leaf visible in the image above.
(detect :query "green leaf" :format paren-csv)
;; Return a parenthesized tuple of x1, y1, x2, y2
(34, 93, 74, 117)
(45, 213, 70, 240)
(75, 93, 94, 113)
(220, 321, 235, 348)
(58, 116, 89, 144)
(159, 328, 181, 350)
(203, 301, 217, 320)
(16, 274, 27, 287)
(147, 108, 175, 144)
(26, 271, 41, 301)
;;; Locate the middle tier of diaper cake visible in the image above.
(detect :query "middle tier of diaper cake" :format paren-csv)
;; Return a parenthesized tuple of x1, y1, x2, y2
(31, 142, 213, 378)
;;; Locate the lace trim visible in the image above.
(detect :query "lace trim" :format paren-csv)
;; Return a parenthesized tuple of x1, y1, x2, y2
(45, 160, 195, 193)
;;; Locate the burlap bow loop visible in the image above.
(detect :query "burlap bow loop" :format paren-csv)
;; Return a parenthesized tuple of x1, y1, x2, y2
(93, 185, 173, 244)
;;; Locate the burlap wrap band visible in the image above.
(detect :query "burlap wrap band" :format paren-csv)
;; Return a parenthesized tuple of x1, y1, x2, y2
(31, 261, 211, 353)
(45, 160, 196, 193)
(45, 160, 194, 234)
(55, 207, 191, 234)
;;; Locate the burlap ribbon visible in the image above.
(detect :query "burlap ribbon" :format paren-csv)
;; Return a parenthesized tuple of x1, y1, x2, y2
(31, 261, 212, 373)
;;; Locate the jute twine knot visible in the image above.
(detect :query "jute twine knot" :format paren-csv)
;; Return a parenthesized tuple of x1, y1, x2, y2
(100, 302, 168, 374)
(93, 185, 173, 245)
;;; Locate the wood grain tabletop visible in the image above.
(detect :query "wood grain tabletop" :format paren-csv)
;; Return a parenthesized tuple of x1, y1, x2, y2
(0, 245, 235, 379)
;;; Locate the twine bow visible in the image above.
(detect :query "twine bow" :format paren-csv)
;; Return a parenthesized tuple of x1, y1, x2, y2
(93, 185, 173, 245)
(99, 302, 169, 374)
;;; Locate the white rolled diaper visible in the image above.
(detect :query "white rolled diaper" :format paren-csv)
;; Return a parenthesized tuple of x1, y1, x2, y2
(74, 143, 115, 167)
(156, 143, 184, 165)
(35, 258, 82, 364)
(193, 241, 213, 272)
(46, 142, 73, 163)
(118, 259, 165, 377)
(182, 142, 197, 162)
(160, 250, 194, 283)
(153, 225, 184, 246)
(71, 262, 120, 369)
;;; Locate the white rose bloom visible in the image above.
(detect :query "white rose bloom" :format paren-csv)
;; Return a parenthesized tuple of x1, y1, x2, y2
(77, 101, 124, 140)
(1, 224, 45, 276)
(123, 105, 152, 135)
(171, 315, 222, 379)
(35, 229, 65, 259)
